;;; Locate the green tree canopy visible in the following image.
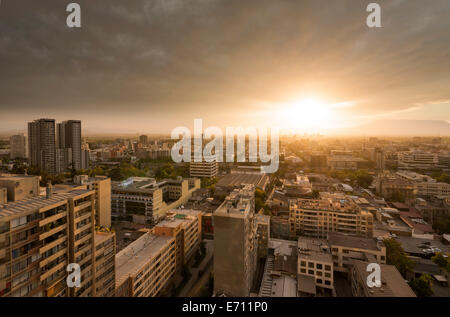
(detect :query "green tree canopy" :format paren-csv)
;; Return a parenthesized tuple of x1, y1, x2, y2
(408, 274, 433, 297)
(383, 238, 415, 278)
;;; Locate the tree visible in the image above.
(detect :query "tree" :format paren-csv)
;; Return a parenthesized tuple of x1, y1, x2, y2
(432, 252, 450, 272)
(409, 274, 433, 297)
(383, 238, 415, 278)
(356, 172, 373, 188)
(432, 215, 450, 234)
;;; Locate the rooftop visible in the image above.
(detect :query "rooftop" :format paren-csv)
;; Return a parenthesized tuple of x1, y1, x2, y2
(328, 233, 381, 251)
(216, 173, 269, 190)
(297, 237, 333, 263)
(352, 260, 416, 297)
(115, 232, 174, 287)
(396, 236, 450, 256)
(0, 190, 91, 220)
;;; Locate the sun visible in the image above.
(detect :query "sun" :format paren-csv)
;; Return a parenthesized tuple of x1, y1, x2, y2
(281, 98, 334, 131)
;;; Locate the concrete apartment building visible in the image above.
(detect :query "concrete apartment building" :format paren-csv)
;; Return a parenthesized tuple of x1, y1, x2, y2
(288, 196, 374, 239)
(189, 160, 219, 179)
(256, 214, 270, 259)
(57, 120, 82, 171)
(0, 187, 102, 297)
(73, 175, 112, 228)
(154, 209, 202, 274)
(214, 184, 257, 297)
(351, 260, 415, 297)
(115, 232, 176, 297)
(93, 231, 116, 297)
(328, 233, 386, 273)
(28, 119, 88, 174)
(53, 175, 112, 228)
(9, 134, 27, 159)
(297, 237, 334, 296)
(396, 171, 450, 198)
(28, 118, 57, 174)
(0, 175, 40, 202)
(111, 177, 200, 224)
(398, 151, 439, 169)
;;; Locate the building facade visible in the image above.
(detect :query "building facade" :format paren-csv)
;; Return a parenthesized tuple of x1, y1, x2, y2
(28, 119, 57, 174)
(9, 134, 27, 159)
(213, 184, 257, 297)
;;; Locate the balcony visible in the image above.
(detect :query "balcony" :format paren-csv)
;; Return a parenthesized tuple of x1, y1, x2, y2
(39, 236, 67, 255)
(39, 223, 67, 241)
(39, 247, 67, 268)
(39, 212, 67, 227)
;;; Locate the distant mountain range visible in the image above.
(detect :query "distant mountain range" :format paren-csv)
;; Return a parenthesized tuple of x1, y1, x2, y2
(328, 120, 450, 136)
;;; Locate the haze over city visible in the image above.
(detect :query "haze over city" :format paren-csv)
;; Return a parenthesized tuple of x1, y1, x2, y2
(1, 0, 450, 135)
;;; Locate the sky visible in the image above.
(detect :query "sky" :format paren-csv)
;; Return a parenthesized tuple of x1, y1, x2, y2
(0, 0, 449, 135)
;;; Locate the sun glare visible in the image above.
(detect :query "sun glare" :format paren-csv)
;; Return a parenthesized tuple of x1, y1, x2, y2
(281, 98, 334, 131)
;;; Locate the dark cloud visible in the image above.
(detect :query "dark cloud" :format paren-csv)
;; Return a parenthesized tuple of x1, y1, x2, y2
(0, 0, 449, 132)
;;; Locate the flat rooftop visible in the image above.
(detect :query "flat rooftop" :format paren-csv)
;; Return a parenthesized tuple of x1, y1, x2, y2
(216, 173, 268, 189)
(328, 233, 381, 251)
(94, 232, 114, 246)
(297, 237, 333, 263)
(396, 236, 450, 255)
(115, 233, 174, 287)
(353, 260, 416, 297)
(0, 190, 91, 220)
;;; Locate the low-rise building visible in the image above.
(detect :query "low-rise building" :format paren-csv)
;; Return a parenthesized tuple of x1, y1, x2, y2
(112, 177, 200, 224)
(259, 239, 297, 297)
(289, 195, 373, 239)
(297, 237, 334, 296)
(351, 260, 415, 297)
(328, 233, 386, 273)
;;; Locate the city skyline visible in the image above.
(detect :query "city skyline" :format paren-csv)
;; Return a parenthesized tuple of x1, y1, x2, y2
(1, 0, 450, 134)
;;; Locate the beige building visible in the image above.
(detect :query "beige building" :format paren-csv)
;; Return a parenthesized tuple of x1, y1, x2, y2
(73, 175, 112, 228)
(112, 177, 200, 224)
(289, 196, 374, 239)
(190, 160, 219, 179)
(328, 233, 386, 273)
(53, 175, 112, 228)
(297, 237, 334, 296)
(415, 182, 450, 198)
(154, 209, 202, 274)
(93, 231, 115, 297)
(115, 232, 176, 297)
(0, 188, 103, 297)
(214, 184, 257, 297)
(0, 175, 40, 202)
(351, 260, 415, 297)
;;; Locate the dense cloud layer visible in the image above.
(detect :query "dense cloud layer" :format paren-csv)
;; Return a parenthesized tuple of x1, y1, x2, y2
(0, 0, 449, 133)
